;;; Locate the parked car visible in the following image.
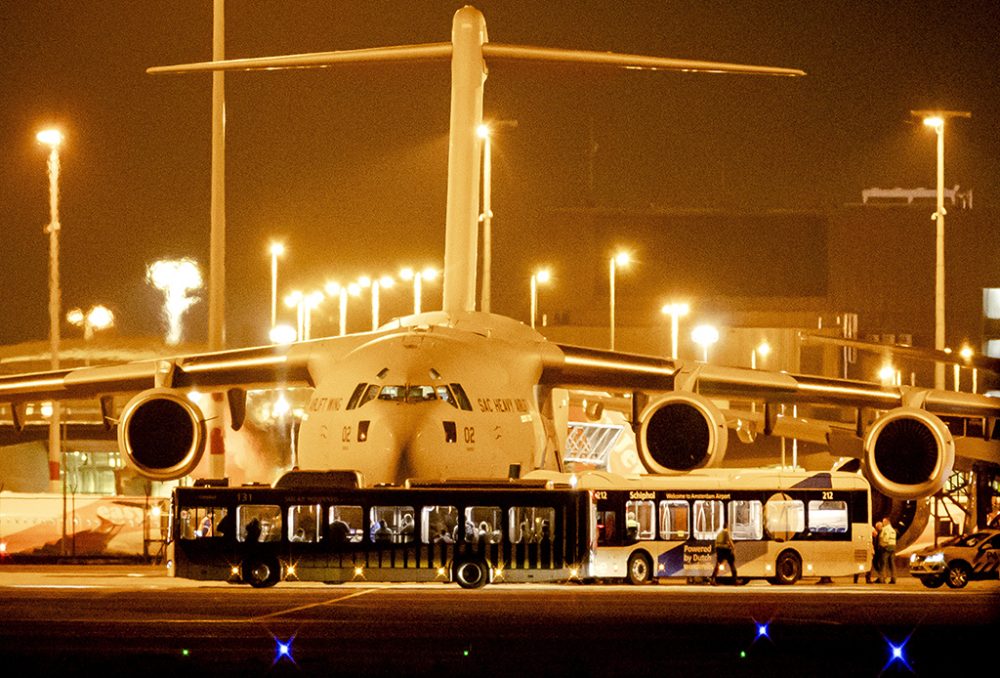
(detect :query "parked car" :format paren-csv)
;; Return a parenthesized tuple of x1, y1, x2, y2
(908, 529, 1000, 589)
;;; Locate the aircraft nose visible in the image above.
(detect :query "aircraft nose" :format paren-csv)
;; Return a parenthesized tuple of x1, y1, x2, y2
(358, 405, 458, 482)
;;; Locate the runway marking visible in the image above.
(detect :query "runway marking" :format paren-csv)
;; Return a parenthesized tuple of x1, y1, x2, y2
(252, 587, 378, 621)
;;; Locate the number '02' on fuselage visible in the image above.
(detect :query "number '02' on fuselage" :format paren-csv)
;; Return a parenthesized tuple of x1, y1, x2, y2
(296, 318, 555, 484)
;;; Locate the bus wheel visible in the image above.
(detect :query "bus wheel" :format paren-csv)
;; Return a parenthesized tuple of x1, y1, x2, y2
(454, 558, 490, 589)
(242, 557, 281, 588)
(627, 551, 653, 585)
(773, 551, 802, 585)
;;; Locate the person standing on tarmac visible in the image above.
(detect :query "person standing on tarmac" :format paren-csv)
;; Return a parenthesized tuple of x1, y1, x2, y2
(878, 518, 897, 584)
(711, 525, 737, 585)
(865, 520, 883, 584)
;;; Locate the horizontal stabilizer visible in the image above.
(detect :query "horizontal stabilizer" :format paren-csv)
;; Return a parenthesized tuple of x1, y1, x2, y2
(148, 43, 803, 79)
(483, 43, 804, 76)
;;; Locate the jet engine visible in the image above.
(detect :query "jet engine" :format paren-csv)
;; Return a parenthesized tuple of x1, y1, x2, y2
(863, 407, 955, 500)
(637, 392, 728, 473)
(116, 388, 207, 481)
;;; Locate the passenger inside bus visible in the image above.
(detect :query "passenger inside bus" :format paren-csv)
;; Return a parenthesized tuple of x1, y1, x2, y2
(373, 519, 394, 544)
(198, 514, 213, 538)
(329, 519, 350, 544)
(244, 518, 262, 543)
(625, 512, 640, 541)
(399, 514, 415, 541)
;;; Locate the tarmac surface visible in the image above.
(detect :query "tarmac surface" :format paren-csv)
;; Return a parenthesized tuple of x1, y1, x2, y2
(1, 564, 997, 677)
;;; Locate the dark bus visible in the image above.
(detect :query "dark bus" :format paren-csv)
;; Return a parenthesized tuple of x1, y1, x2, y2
(167, 472, 592, 589)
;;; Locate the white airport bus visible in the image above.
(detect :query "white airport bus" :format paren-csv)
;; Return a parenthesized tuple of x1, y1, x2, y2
(527, 468, 873, 585)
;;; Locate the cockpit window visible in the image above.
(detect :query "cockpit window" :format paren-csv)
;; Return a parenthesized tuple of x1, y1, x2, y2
(369, 384, 461, 405)
(407, 385, 437, 401)
(450, 383, 473, 411)
(436, 386, 456, 408)
(359, 384, 380, 407)
(346, 383, 367, 410)
(378, 385, 404, 401)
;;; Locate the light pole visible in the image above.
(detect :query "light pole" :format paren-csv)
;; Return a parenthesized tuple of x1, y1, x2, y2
(530, 268, 551, 329)
(477, 119, 517, 313)
(752, 340, 771, 369)
(285, 290, 304, 341)
(37, 128, 63, 493)
(324, 282, 361, 336)
(304, 290, 324, 340)
(269, 242, 285, 330)
(691, 324, 719, 362)
(609, 251, 631, 350)
(661, 302, 690, 360)
(365, 275, 395, 331)
(147, 258, 203, 346)
(400, 266, 438, 315)
(911, 109, 971, 389)
(959, 345, 977, 393)
(66, 305, 114, 365)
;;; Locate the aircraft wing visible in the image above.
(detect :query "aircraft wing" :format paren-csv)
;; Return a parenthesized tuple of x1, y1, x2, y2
(0, 333, 382, 430)
(540, 342, 999, 498)
(0, 343, 311, 406)
(543, 342, 1000, 414)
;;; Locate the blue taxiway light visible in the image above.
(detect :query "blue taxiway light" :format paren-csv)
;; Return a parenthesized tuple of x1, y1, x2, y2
(272, 633, 298, 666)
(881, 632, 914, 674)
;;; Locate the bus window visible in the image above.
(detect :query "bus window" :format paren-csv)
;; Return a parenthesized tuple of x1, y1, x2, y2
(596, 510, 617, 544)
(371, 506, 415, 543)
(288, 504, 322, 543)
(764, 495, 804, 541)
(625, 500, 655, 540)
(178, 506, 227, 540)
(659, 500, 689, 540)
(464, 506, 502, 543)
(693, 500, 725, 540)
(808, 500, 849, 534)
(237, 505, 282, 543)
(509, 507, 555, 543)
(729, 500, 763, 540)
(328, 505, 364, 543)
(422, 506, 458, 543)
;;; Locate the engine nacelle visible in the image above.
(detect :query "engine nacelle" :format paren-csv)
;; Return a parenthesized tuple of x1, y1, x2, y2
(637, 392, 728, 473)
(117, 388, 207, 481)
(863, 407, 955, 500)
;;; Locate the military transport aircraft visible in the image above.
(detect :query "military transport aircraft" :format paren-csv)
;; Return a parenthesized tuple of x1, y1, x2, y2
(1, 7, 997, 550)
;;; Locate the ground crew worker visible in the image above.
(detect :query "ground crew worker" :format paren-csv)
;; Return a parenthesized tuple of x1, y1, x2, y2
(878, 518, 897, 584)
(711, 525, 737, 585)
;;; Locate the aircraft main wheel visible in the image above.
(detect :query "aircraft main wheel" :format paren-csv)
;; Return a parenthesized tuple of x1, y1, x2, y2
(242, 557, 281, 588)
(627, 551, 653, 585)
(920, 575, 945, 589)
(945, 562, 970, 589)
(454, 558, 490, 589)
(773, 551, 802, 585)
